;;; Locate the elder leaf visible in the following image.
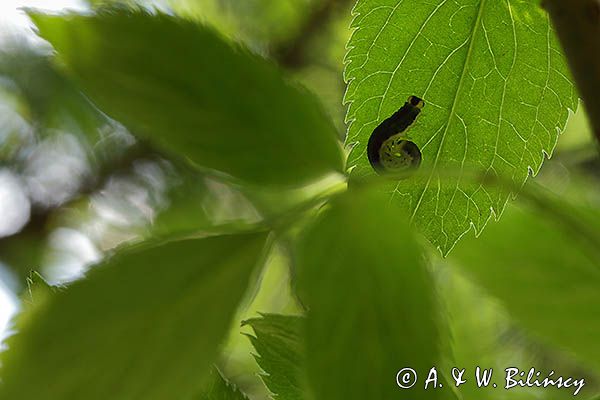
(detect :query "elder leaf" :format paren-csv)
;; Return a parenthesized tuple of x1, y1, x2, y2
(344, 0, 577, 253)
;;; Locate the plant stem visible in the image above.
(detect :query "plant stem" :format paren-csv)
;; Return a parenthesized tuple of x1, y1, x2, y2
(543, 0, 600, 144)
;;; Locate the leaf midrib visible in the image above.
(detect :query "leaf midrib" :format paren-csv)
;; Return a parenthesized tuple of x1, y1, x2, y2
(410, 0, 488, 222)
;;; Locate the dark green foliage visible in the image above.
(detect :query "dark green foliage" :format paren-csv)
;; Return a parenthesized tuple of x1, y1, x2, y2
(451, 203, 600, 371)
(244, 314, 305, 400)
(0, 2, 598, 400)
(196, 368, 251, 400)
(296, 186, 441, 400)
(0, 233, 267, 400)
(29, 10, 344, 186)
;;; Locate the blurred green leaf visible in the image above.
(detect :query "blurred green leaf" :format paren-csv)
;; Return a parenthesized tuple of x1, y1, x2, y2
(450, 203, 600, 372)
(344, 0, 577, 253)
(88, 0, 315, 49)
(0, 47, 108, 143)
(0, 218, 48, 286)
(172, 0, 315, 47)
(195, 367, 250, 400)
(149, 174, 213, 237)
(296, 185, 442, 399)
(29, 9, 344, 186)
(0, 84, 32, 162)
(437, 263, 579, 400)
(0, 232, 268, 400)
(150, 172, 262, 238)
(243, 313, 305, 400)
(25, 271, 55, 295)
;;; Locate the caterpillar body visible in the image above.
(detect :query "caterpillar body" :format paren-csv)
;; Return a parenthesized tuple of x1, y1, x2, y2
(367, 96, 424, 175)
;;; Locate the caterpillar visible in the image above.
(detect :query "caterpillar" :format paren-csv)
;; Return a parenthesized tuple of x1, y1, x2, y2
(367, 96, 424, 175)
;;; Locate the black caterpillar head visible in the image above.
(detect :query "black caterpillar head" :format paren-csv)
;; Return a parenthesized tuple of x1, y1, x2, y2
(408, 95, 425, 109)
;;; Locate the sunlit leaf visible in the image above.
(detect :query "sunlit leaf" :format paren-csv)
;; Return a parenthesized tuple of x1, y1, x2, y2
(0, 233, 268, 400)
(344, 0, 577, 253)
(29, 9, 344, 186)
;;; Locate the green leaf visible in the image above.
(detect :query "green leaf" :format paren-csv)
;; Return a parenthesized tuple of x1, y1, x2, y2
(170, 0, 315, 47)
(296, 186, 442, 400)
(25, 271, 55, 296)
(88, 0, 312, 47)
(243, 313, 305, 400)
(0, 47, 108, 144)
(195, 367, 250, 400)
(344, 0, 577, 253)
(0, 233, 268, 400)
(149, 175, 213, 237)
(437, 265, 577, 400)
(29, 9, 344, 186)
(450, 203, 600, 372)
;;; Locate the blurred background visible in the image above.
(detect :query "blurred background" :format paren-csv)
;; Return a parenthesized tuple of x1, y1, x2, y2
(0, 1, 597, 399)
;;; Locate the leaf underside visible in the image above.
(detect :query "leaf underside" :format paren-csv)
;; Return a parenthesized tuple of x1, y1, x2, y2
(452, 202, 600, 372)
(30, 10, 344, 187)
(0, 233, 267, 400)
(344, 0, 577, 254)
(297, 188, 441, 400)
